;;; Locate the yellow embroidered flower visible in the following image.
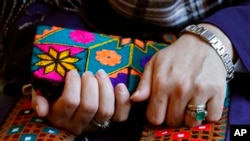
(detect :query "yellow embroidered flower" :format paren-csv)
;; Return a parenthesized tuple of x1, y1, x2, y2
(36, 48, 79, 77)
(95, 49, 121, 66)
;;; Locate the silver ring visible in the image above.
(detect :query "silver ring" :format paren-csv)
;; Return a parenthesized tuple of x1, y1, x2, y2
(92, 120, 110, 130)
(187, 104, 206, 111)
(186, 109, 207, 121)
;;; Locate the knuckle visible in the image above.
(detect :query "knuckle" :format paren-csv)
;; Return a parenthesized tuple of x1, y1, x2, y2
(206, 114, 222, 122)
(194, 82, 207, 95)
(81, 103, 98, 115)
(195, 81, 225, 94)
(174, 80, 191, 98)
(62, 97, 80, 109)
(147, 113, 163, 125)
(98, 110, 114, 119)
(155, 80, 167, 94)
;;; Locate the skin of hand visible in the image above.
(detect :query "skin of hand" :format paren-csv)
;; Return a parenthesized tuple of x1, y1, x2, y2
(130, 23, 236, 127)
(31, 69, 131, 135)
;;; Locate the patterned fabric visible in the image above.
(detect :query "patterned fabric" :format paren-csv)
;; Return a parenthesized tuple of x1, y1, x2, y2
(0, 95, 75, 141)
(140, 103, 229, 141)
(108, 0, 239, 28)
(30, 25, 171, 99)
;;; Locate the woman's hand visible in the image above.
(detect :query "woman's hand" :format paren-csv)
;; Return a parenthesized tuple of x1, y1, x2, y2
(31, 69, 131, 135)
(131, 24, 234, 127)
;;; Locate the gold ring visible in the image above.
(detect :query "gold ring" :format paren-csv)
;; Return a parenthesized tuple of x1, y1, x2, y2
(187, 104, 206, 111)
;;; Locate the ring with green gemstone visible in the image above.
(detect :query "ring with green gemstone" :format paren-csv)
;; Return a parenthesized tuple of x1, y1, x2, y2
(186, 109, 208, 121)
(187, 104, 206, 111)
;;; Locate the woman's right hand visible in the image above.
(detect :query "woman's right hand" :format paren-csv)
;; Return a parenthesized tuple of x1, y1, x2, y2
(31, 69, 131, 135)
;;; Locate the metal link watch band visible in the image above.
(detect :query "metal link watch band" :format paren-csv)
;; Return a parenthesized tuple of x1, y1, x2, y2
(181, 24, 234, 82)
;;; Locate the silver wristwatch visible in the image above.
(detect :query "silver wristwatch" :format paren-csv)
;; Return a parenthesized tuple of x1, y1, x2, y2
(181, 24, 234, 82)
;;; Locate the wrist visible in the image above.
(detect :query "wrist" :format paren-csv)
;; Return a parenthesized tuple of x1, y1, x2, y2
(180, 24, 235, 82)
(197, 23, 236, 62)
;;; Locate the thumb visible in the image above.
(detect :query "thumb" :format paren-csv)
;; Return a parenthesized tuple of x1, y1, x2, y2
(31, 88, 49, 117)
(130, 58, 153, 102)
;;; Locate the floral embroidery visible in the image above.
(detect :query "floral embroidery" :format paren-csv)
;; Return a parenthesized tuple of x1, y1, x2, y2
(70, 30, 95, 44)
(35, 47, 79, 77)
(95, 49, 121, 66)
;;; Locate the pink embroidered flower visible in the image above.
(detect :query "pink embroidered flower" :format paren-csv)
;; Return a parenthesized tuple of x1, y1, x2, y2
(70, 30, 95, 44)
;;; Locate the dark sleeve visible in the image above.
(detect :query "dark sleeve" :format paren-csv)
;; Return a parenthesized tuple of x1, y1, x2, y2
(202, 1, 250, 72)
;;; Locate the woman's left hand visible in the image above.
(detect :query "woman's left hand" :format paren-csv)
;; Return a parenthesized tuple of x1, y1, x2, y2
(131, 24, 234, 127)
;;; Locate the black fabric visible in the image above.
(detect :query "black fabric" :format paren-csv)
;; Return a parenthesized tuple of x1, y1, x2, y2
(79, 0, 178, 40)
(1, 1, 82, 89)
(0, 93, 22, 127)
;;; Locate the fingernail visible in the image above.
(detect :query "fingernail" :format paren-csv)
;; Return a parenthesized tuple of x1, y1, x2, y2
(97, 69, 107, 78)
(67, 70, 80, 81)
(83, 71, 93, 76)
(68, 69, 78, 76)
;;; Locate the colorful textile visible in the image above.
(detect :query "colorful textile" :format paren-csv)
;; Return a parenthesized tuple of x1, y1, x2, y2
(30, 25, 170, 99)
(140, 102, 229, 141)
(0, 95, 75, 141)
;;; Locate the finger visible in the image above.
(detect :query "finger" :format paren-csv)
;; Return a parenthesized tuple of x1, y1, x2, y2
(185, 82, 226, 127)
(185, 93, 208, 127)
(206, 93, 225, 123)
(130, 57, 153, 101)
(185, 106, 205, 127)
(112, 83, 131, 122)
(31, 89, 49, 117)
(166, 80, 192, 127)
(166, 96, 187, 127)
(71, 71, 99, 134)
(48, 70, 81, 125)
(146, 70, 168, 125)
(94, 69, 115, 123)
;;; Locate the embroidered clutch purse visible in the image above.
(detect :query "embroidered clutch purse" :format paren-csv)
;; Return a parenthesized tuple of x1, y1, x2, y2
(30, 25, 171, 100)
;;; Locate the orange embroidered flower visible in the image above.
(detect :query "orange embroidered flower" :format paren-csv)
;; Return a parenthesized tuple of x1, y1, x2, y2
(95, 49, 121, 66)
